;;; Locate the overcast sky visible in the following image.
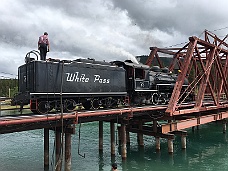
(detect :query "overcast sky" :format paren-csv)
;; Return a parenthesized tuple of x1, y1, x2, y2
(0, 0, 228, 78)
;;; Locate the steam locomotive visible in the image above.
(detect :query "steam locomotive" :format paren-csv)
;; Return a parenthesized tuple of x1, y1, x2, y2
(12, 51, 190, 114)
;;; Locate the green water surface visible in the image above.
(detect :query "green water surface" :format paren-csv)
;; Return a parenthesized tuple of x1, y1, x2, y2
(0, 116, 227, 171)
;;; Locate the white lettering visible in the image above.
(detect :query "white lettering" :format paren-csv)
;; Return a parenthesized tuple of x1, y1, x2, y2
(94, 75, 100, 82)
(66, 72, 90, 82)
(74, 72, 79, 82)
(94, 75, 110, 84)
(85, 78, 89, 82)
(66, 73, 75, 82)
(66, 72, 110, 84)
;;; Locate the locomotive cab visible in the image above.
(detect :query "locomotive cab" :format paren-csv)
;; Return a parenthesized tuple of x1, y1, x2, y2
(112, 60, 150, 91)
(125, 62, 150, 91)
(112, 60, 155, 105)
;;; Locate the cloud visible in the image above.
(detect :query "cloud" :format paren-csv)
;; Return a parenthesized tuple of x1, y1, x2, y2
(0, 0, 228, 77)
(111, 0, 228, 36)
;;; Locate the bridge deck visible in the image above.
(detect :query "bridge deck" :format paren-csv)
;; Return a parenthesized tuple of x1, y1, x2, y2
(1, 100, 228, 135)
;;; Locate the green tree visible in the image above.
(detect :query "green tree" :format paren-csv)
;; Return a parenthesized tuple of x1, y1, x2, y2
(0, 79, 18, 97)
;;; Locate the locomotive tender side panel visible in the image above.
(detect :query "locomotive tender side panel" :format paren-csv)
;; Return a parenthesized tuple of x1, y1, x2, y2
(30, 60, 126, 95)
(18, 62, 35, 93)
(64, 63, 126, 94)
(18, 65, 27, 93)
(34, 61, 62, 93)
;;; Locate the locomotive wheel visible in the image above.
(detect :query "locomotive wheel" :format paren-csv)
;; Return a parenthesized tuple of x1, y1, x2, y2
(37, 101, 53, 114)
(64, 99, 76, 112)
(111, 99, 118, 108)
(161, 94, 168, 105)
(102, 98, 112, 108)
(91, 98, 100, 109)
(54, 101, 62, 111)
(82, 100, 91, 110)
(152, 93, 159, 105)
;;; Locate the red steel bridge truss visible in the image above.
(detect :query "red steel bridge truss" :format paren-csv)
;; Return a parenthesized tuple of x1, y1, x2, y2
(145, 30, 228, 133)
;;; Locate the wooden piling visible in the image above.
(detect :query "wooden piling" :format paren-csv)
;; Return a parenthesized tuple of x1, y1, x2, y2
(65, 133, 71, 171)
(118, 126, 121, 144)
(138, 119, 144, 146)
(168, 139, 174, 153)
(55, 130, 62, 171)
(223, 121, 227, 133)
(44, 128, 49, 170)
(99, 121, 103, 151)
(181, 136, 187, 149)
(121, 124, 127, 159)
(110, 122, 115, 155)
(155, 137, 160, 151)
(192, 126, 195, 132)
(153, 120, 157, 133)
(197, 125, 199, 130)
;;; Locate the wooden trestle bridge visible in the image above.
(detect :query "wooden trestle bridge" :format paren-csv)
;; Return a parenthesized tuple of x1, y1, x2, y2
(1, 30, 228, 171)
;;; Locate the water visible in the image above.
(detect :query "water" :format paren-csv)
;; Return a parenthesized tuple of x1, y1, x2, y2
(0, 110, 228, 171)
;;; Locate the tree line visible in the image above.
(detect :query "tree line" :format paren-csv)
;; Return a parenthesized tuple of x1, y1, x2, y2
(0, 79, 18, 97)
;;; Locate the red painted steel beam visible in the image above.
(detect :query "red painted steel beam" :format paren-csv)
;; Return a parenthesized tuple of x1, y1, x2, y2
(146, 47, 158, 66)
(0, 106, 167, 126)
(166, 37, 197, 116)
(218, 54, 228, 98)
(195, 47, 216, 107)
(215, 56, 228, 98)
(212, 34, 228, 101)
(197, 38, 228, 54)
(157, 48, 183, 56)
(169, 54, 179, 72)
(173, 103, 228, 115)
(0, 114, 77, 126)
(161, 111, 228, 133)
(205, 30, 228, 48)
(128, 127, 174, 139)
(158, 47, 188, 55)
(155, 52, 164, 68)
(195, 47, 218, 105)
(168, 43, 189, 72)
(146, 47, 164, 68)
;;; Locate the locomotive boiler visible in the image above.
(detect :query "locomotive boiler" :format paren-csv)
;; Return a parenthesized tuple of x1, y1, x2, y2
(112, 61, 189, 105)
